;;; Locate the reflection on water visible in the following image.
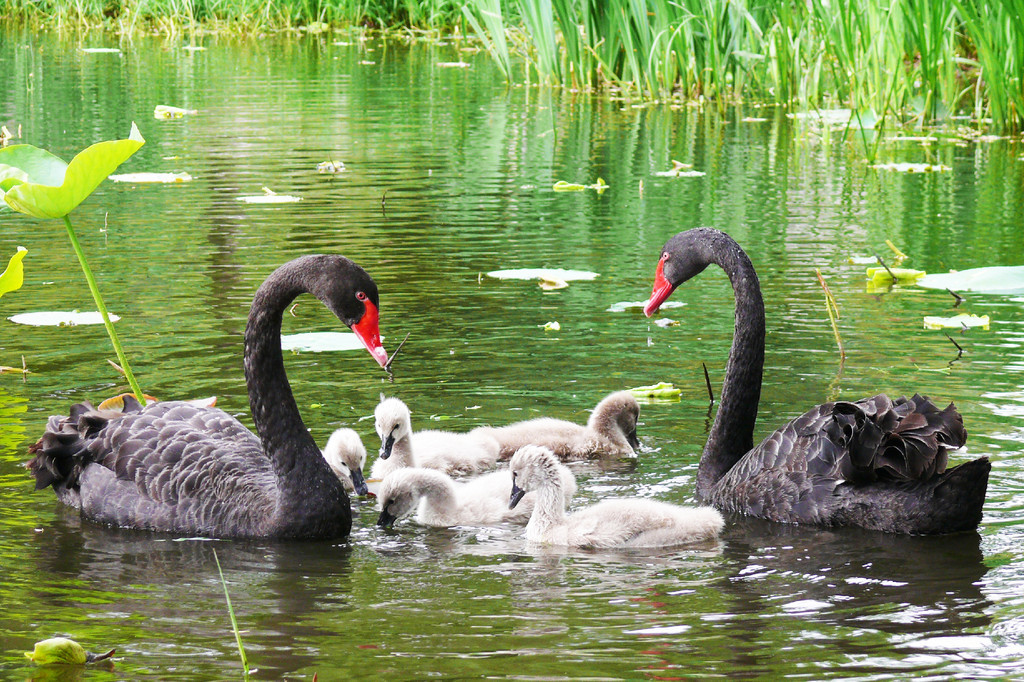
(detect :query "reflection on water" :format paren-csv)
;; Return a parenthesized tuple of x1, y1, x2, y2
(1, 28, 1024, 680)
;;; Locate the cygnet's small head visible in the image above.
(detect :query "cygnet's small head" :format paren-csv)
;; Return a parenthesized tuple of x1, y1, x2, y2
(376, 470, 421, 528)
(508, 445, 561, 509)
(323, 428, 369, 495)
(591, 391, 642, 451)
(374, 396, 412, 460)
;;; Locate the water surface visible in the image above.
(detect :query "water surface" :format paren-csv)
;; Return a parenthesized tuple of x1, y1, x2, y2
(2, 29, 1024, 680)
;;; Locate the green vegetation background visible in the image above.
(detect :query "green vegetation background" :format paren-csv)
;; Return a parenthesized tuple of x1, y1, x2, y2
(2, 0, 1022, 133)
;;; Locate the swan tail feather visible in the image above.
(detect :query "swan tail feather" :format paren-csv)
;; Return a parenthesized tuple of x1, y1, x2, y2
(26, 400, 141, 492)
(833, 394, 966, 484)
(835, 455, 990, 534)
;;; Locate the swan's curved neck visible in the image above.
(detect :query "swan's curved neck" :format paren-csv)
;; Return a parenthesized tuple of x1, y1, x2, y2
(530, 480, 567, 535)
(697, 238, 765, 496)
(244, 271, 335, 503)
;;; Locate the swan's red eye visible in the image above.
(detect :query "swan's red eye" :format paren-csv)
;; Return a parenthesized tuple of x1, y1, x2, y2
(660, 252, 670, 263)
(356, 291, 368, 302)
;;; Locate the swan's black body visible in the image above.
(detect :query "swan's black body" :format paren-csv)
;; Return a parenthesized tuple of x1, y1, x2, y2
(645, 228, 990, 534)
(28, 255, 387, 539)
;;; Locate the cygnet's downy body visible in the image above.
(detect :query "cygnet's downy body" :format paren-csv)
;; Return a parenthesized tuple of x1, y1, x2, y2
(509, 445, 724, 549)
(376, 463, 576, 528)
(472, 391, 641, 461)
(372, 396, 500, 479)
(321, 428, 369, 495)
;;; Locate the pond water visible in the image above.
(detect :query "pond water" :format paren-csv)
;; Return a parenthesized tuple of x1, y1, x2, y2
(2, 28, 1024, 680)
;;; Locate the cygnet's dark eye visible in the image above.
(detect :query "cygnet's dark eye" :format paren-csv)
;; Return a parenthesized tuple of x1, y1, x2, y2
(356, 291, 368, 302)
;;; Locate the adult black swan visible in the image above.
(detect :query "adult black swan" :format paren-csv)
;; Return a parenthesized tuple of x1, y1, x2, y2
(643, 228, 990, 534)
(27, 255, 388, 539)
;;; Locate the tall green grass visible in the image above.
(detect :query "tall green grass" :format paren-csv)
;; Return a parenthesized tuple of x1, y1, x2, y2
(462, 0, 1024, 132)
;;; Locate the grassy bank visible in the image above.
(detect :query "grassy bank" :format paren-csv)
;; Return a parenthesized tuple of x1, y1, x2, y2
(3, 0, 1022, 133)
(0, 0, 465, 33)
(462, 0, 1024, 133)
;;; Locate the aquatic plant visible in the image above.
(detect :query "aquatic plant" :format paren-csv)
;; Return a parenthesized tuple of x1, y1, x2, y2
(0, 123, 146, 400)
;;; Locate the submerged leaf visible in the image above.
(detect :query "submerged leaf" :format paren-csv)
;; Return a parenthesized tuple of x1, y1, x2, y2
(538, 277, 568, 290)
(0, 123, 145, 218)
(923, 313, 990, 330)
(917, 266, 1024, 294)
(8, 311, 120, 326)
(0, 246, 27, 298)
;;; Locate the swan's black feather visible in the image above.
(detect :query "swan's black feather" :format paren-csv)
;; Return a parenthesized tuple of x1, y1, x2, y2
(653, 228, 990, 534)
(27, 255, 379, 539)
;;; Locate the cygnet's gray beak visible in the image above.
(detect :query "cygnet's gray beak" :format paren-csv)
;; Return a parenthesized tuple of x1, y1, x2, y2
(350, 467, 369, 496)
(627, 428, 641, 451)
(379, 433, 395, 460)
(377, 508, 397, 528)
(509, 483, 526, 509)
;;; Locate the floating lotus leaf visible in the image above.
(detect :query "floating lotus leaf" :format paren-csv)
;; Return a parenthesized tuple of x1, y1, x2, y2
(923, 313, 990, 330)
(0, 246, 26, 298)
(866, 266, 926, 285)
(109, 172, 192, 183)
(281, 332, 365, 352)
(153, 105, 197, 119)
(917, 266, 1024, 294)
(629, 381, 682, 399)
(237, 187, 301, 204)
(607, 300, 685, 312)
(487, 268, 599, 281)
(553, 177, 608, 193)
(0, 123, 144, 218)
(870, 162, 951, 172)
(8, 311, 120, 326)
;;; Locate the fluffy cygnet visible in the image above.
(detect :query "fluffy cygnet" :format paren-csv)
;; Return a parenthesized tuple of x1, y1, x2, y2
(509, 445, 724, 548)
(472, 390, 641, 461)
(376, 463, 577, 528)
(321, 428, 369, 495)
(371, 396, 500, 479)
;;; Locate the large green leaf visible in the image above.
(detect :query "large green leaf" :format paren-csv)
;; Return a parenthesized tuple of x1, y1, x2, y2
(0, 247, 27, 298)
(0, 123, 145, 219)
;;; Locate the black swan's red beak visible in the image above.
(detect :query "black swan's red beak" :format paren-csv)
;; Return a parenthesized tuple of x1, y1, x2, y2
(643, 253, 675, 317)
(352, 299, 388, 367)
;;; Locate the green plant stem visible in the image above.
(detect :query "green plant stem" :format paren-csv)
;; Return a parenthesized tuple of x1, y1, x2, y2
(214, 549, 250, 676)
(62, 214, 144, 401)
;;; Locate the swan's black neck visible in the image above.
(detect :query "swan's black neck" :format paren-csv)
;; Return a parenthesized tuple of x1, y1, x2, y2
(693, 232, 765, 497)
(244, 260, 348, 531)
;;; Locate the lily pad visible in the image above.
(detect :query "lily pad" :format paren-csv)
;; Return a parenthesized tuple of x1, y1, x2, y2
(153, 105, 198, 119)
(923, 314, 990, 330)
(629, 381, 682, 399)
(654, 160, 705, 178)
(9, 311, 120, 326)
(539, 277, 568, 290)
(317, 160, 345, 174)
(553, 177, 608, 193)
(109, 172, 192, 183)
(540, 321, 561, 331)
(870, 162, 952, 172)
(237, 187, 301, 204)
(81, 47, 121, 54)
(281, 332, 365, 352)
(607, 300, 685, 312)
(917, 266, 1024, 294)
(866, 266, 926, 285)
(0, 247, 27, 298)
(487, 268, 599, 282)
